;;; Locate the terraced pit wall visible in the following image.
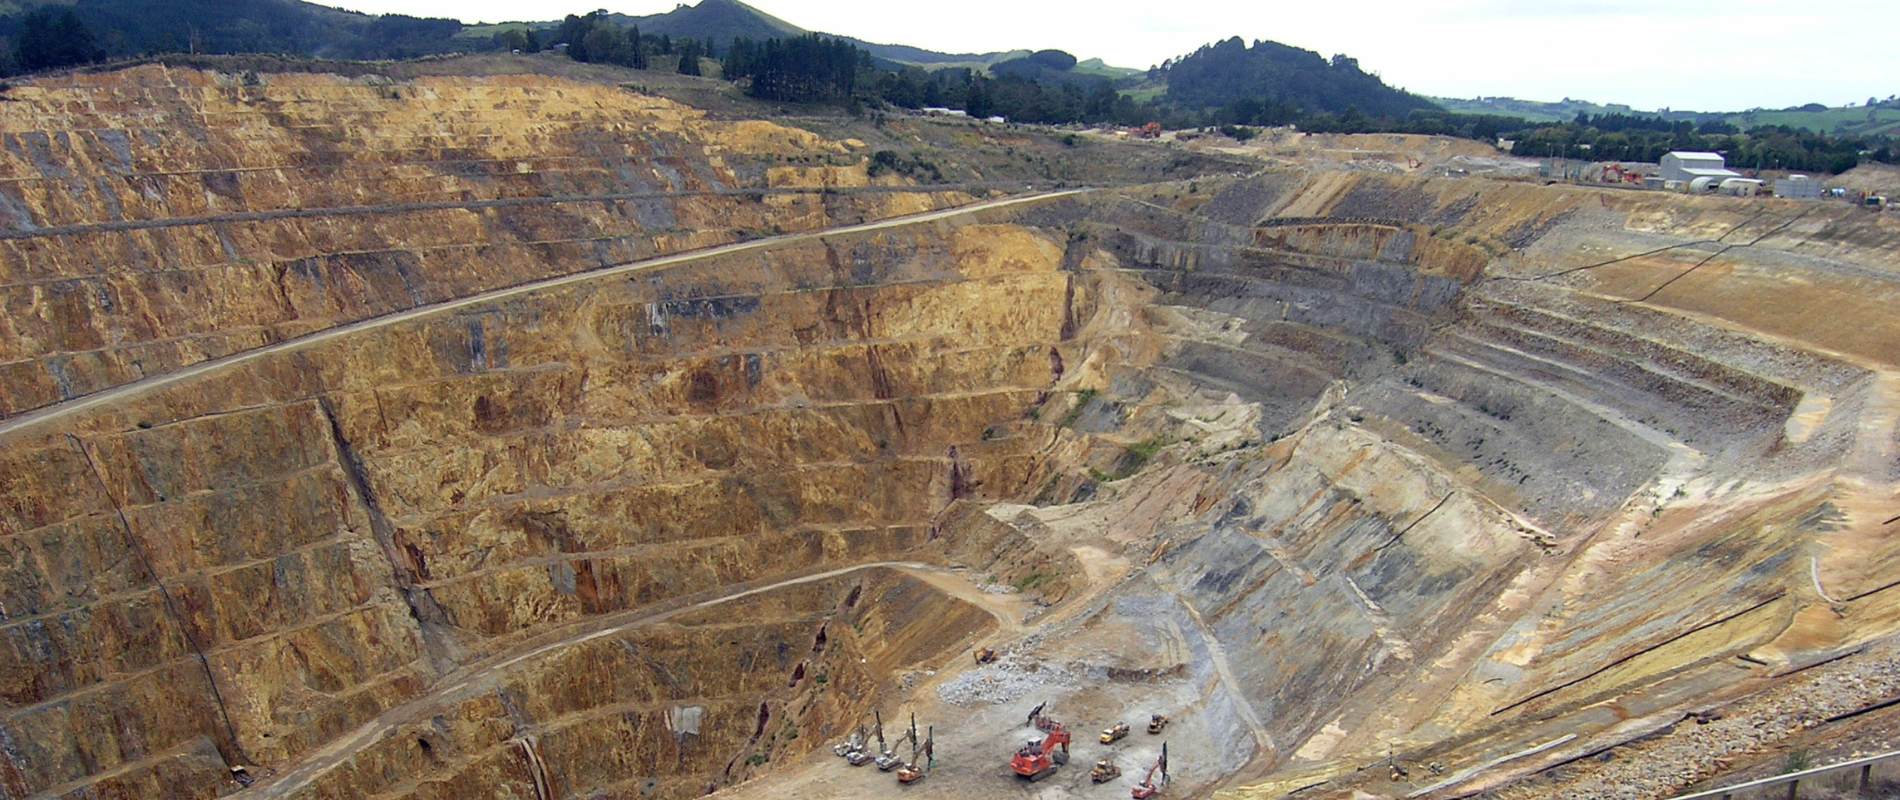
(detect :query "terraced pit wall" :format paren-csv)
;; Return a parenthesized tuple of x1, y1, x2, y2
(1028, 172, 1900, 798)
(0, 65, 974, 419)
(7, 66, 1900, 800)
(0, 198, 1117, 798)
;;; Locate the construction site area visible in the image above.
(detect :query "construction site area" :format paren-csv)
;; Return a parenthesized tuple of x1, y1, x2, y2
(2, 56, 1900, 800)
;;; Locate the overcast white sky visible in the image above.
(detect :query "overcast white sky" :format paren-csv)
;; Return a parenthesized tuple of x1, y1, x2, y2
(319, 0, 1897, 111)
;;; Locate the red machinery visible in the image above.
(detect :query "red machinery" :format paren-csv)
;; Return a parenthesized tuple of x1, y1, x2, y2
(1010, 703, 1071, 781)
(896, 717, 933, 784)
(1131, 742, 1168, 799)
(1601, 164, 1644, 185)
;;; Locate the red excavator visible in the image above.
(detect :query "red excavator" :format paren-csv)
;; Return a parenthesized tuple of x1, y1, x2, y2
(1010, 702, 1071, 781)
(1131, 742, 1168, 799)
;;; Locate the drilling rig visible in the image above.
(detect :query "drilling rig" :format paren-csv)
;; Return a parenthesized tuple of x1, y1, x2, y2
(876, 711, 913, 771)
(833, 724, 866, 759)
(843, 719, 874, 766)
(1010, 702, 1071, 781)
(1131, 742, 1168, 799)
(896, 717, 933, 784)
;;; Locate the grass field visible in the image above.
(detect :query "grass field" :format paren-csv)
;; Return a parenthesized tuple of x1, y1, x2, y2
(1119, 83, 1166, 103)
(454, 22, 548, 40)
(1437, 95, 1900, 136)
(1732, 106, 1900, 136)
(1074, 58, 1142, 79)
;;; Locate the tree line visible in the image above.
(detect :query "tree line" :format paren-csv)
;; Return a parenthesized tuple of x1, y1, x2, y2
(721, 35, 866, 102)
(0, 1, 468, 74)
(5, 3, 1890, 174)
(545, 12, 713, 75)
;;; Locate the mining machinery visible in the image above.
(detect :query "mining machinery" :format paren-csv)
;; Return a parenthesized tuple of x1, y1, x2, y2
(1131, 742, 1168, 799)
(1010, 702, 1072, 781)
(876, 711, 913, 771)
(896, 721, 933, 784)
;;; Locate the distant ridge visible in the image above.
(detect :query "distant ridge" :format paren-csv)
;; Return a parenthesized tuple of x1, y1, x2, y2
(597, 0, 1033, 69)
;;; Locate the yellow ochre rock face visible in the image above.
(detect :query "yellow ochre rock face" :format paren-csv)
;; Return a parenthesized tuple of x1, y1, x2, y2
(6, 60, 1900, 800)
(0, 65, 962, 419)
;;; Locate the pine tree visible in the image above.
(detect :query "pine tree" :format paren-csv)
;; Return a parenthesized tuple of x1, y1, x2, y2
(15, 7, 99, 72)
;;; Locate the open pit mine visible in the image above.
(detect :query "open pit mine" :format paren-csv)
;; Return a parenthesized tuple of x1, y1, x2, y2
(1, 63, 1898, 800)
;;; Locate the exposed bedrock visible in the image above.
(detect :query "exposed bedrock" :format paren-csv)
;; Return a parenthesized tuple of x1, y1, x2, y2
(4, 69, 1900, 800)
(0, 66, 984, 420)
(0, 210, 1102, 798)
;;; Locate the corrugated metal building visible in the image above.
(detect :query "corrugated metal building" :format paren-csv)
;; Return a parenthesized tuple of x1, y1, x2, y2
(1661, 151, 1741, 183)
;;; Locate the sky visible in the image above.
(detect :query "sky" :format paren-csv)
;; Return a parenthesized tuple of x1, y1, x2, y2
(319, 0, 1899, 111)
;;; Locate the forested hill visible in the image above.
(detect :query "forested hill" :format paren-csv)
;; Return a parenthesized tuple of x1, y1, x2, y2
(1158, 37, 1436, 122)
(594, 0, 799, 48)
(594, 0, 1019, 68)
(0, 0, 465, 69)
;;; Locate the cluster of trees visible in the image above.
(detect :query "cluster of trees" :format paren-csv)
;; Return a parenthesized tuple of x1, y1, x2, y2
(1157, 38, 1435, 122)
(0, 0, 469, 74)
(1219, 107, 1893, 172)
(550, 11, 713, 75)
(489, 27, 543, 54)
(8, 8, 99, 73)
(720, 35, 867, 102)
(1503, 114, 1881, 172)
(869, 67, 1142, 124)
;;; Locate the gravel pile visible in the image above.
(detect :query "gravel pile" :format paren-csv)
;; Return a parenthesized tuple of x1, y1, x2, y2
(936, 651, 1080, 707)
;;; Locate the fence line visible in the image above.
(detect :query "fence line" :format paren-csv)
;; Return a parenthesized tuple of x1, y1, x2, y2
(1668, 748, 1900, 799)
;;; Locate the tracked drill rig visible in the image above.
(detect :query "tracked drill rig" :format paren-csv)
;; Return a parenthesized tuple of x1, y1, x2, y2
(896, 718, 933, 784)
(1131, 742, 1168, 799)
(1010, 702, 1071, 781)
(844, 720, 874, 766)
(833, 724, 866, 758)
(876, 711, 913, 771)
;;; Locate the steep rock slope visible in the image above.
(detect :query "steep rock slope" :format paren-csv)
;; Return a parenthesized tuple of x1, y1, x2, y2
(5, 63, 1900, 800)
(0, 200, 1107, 797)
(1029, 174, 1900, 798)
(0, 65, 968, 420)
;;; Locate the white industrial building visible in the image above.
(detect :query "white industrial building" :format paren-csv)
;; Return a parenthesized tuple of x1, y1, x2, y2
(1660, 151, 1741, 183)
(1774, 174, 1822, 199)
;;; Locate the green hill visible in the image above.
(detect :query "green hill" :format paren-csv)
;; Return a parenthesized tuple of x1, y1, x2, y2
(0, 0, 466, 66)
(1438, 94, 1900, 136)
(599, 0, 799, 45)
(1158, 37, 1437, 120)
(466, 0, 1046, 73)
(1726, 103, 1900, 137)
(1431, 96, 1642, 124)
(1074, 57, 1141, 79)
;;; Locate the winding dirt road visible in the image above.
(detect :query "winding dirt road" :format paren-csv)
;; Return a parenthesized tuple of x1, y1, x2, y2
(0, 190, 1086, 444)
(241, 560, 1018, 799)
